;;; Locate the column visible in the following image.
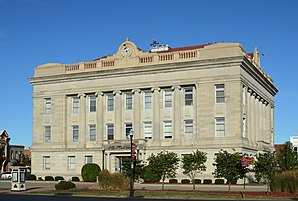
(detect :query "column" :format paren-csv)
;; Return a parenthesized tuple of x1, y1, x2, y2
(195, 84, 199, 139)
(113, 90, 122, 140)
(271, 105, 274, 147)
(259, 98, 264, 143)
(96, 91, 104, 144)
(132, 89, 141, 140)
(264, 101, 270, 144)
(78, 93, 86, 145)
(255, 95, 260, 142)
(152, 87, 161, 142)
(172, 85, 181, 142)
(251, 92, 256, 145)
(247, 89, 252, 143)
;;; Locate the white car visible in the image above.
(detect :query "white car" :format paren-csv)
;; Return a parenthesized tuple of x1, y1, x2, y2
(1, 171, 12, 179)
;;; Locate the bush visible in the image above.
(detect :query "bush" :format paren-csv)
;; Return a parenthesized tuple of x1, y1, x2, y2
(55, 176, 65, 181)
(194, 179, 201, 184)
(203, 179, 212, 184)
(55, 181, 76, 190)
(181, 179, 190, 184)
(169, 179, 178, 183)
(215, 179, 225, 184)
(143, 166, 160, 183)
(38, 177, 43, 181)
(98, 170, 129, 191)
(26, 174, 37, 180)
(271, 170, 298, 193)
(45, 176, 54, 181)
(72, 176, 80, 182)
(81, 163, 101, 182)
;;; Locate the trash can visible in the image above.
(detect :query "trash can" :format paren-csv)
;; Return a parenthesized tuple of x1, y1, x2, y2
(11, 167, 26, 191)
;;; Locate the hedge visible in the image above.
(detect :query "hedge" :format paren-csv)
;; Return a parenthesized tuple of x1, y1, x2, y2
(81, 163, 101, 182)
(194, 179, 201, 184)
(203, 179, 212, 184)
(26, 174, 37, 180)
(181, 179, 190, 184)
(215, 179, 225, 184)
(45, 176, 54, 181)
(55, 181, 76, 190)
(169, 179, 178, 183)
(55, 176, 65, 181)
(72, 176, 80, 182)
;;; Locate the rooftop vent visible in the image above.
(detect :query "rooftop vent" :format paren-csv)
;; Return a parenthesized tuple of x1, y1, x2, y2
(150, 40, 171, 52)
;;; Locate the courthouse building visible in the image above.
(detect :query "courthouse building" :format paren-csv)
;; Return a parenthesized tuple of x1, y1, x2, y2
(28, 39, 278, 180)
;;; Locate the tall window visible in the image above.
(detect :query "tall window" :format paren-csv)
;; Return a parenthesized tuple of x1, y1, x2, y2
(164, 121, 172, 139)
(68, 156, 76, 170)
(144, 122, 152, 139)
(89, 95, 96, 112)
(125, 123, 133, 138)
(107, 94, 114, 111)
(184, 119, 193, 138)
(215, 84, 225, 103)
(85, 155, 93, 164)
(89, 124, 96, 141)
(144, 91, 152, 109)
(44, 126, 51, 142)
(164, 89, 172, 107)
(215, 117, 225, 137)
(125, 93, 133, 110)
(43, 156, 50, 170)
(184, 88, 193, 106)
(107, 124, 114, 140)
(72, 97, 80, 113)
(72, 125, 79, 142)
(44, 98, 52, 114)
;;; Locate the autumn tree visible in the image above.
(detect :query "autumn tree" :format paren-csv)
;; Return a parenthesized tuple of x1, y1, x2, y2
(147, 151, 180, 190)
(182, 150, 207, 190)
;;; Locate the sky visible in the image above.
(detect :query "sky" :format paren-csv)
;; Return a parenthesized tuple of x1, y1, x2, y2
(0, 0, 297, 147)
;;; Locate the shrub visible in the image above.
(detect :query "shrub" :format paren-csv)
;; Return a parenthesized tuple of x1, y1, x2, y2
(26, 174, 37, 180)
(45, 176, 54, 181)
(181, 179, 190, 184)
(55, 176, 65, 181)
(143, 166, 160, 183)
(194, 179, 201, 184)
(203, 179, 212, 184)
(169, 179, 178, 183)
(55, 181, 76, 190)
(271, 170, 298, 193)
(81, 163, 101, 182)
(215, 179, 225, 184)
(72, 176, 80, 182)
(98, 170, 129, 191)
(38, 177, 43, 181)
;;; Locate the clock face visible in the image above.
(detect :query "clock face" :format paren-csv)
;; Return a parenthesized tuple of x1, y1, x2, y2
(122, 44, 132, 56)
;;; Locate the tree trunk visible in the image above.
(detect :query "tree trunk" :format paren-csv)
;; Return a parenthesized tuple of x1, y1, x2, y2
(192, 180, 195, 191)
(162, 179, 165, 190)
(228, 181, 231, 193)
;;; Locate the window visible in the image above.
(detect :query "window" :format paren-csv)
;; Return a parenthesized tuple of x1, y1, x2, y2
(43, 156, 50, 170)
(107, 124, 114, 140)
(85, 155, 93, 164)
(89, 95, 96, 112)
(68, 156, 76, 170)
(89, 124, 96, 141)
(72, 97, 80, 113)
(125, 93, 133, 110)
(107, 94, 114, 111)
(44, 126, 51, 142)
(125, 123, 133, 138)
(215, 117, 225, 137)
(215, 84, 225, 103)
(144, 91, 152, 109)
(164, 89, 172, 107)
(144, 122, 152, 139)
(72, 125, 79, 142)
(164, 121, 172, 139)
(184, 119, 193, 138)
(44, 98, 52, 114)
(184, 88, 193, 106)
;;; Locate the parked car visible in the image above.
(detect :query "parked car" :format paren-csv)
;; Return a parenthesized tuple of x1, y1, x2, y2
(1, 171, 12, 179)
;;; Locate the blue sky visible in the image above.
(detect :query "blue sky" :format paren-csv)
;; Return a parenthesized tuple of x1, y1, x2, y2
(0, 0, 297, 147)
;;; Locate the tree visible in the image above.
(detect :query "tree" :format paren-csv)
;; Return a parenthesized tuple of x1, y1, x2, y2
(147, 151, 180, 190)
(254, 152, 276, 194)
(277, 141, 298, 171)
(213, 150, 245, 192)
(81, 163, 101, 182)
(182, 150, 207, 190)
(120, 157, 144, 181)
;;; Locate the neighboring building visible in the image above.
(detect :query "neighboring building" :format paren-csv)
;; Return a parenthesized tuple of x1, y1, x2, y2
(28, 39, 278, 180)
(290, 136, 298, 152)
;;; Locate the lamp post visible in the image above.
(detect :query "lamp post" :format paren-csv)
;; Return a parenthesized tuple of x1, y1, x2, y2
(129, 129, 134, 198)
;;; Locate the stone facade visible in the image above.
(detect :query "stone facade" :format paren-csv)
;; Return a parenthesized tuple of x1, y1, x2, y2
(28, 39, 278, 181)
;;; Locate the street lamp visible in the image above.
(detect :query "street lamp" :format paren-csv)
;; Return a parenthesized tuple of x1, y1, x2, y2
(129, 129, 134, 198)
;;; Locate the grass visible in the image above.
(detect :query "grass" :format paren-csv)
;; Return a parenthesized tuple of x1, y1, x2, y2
(27, 188, 298, 200)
